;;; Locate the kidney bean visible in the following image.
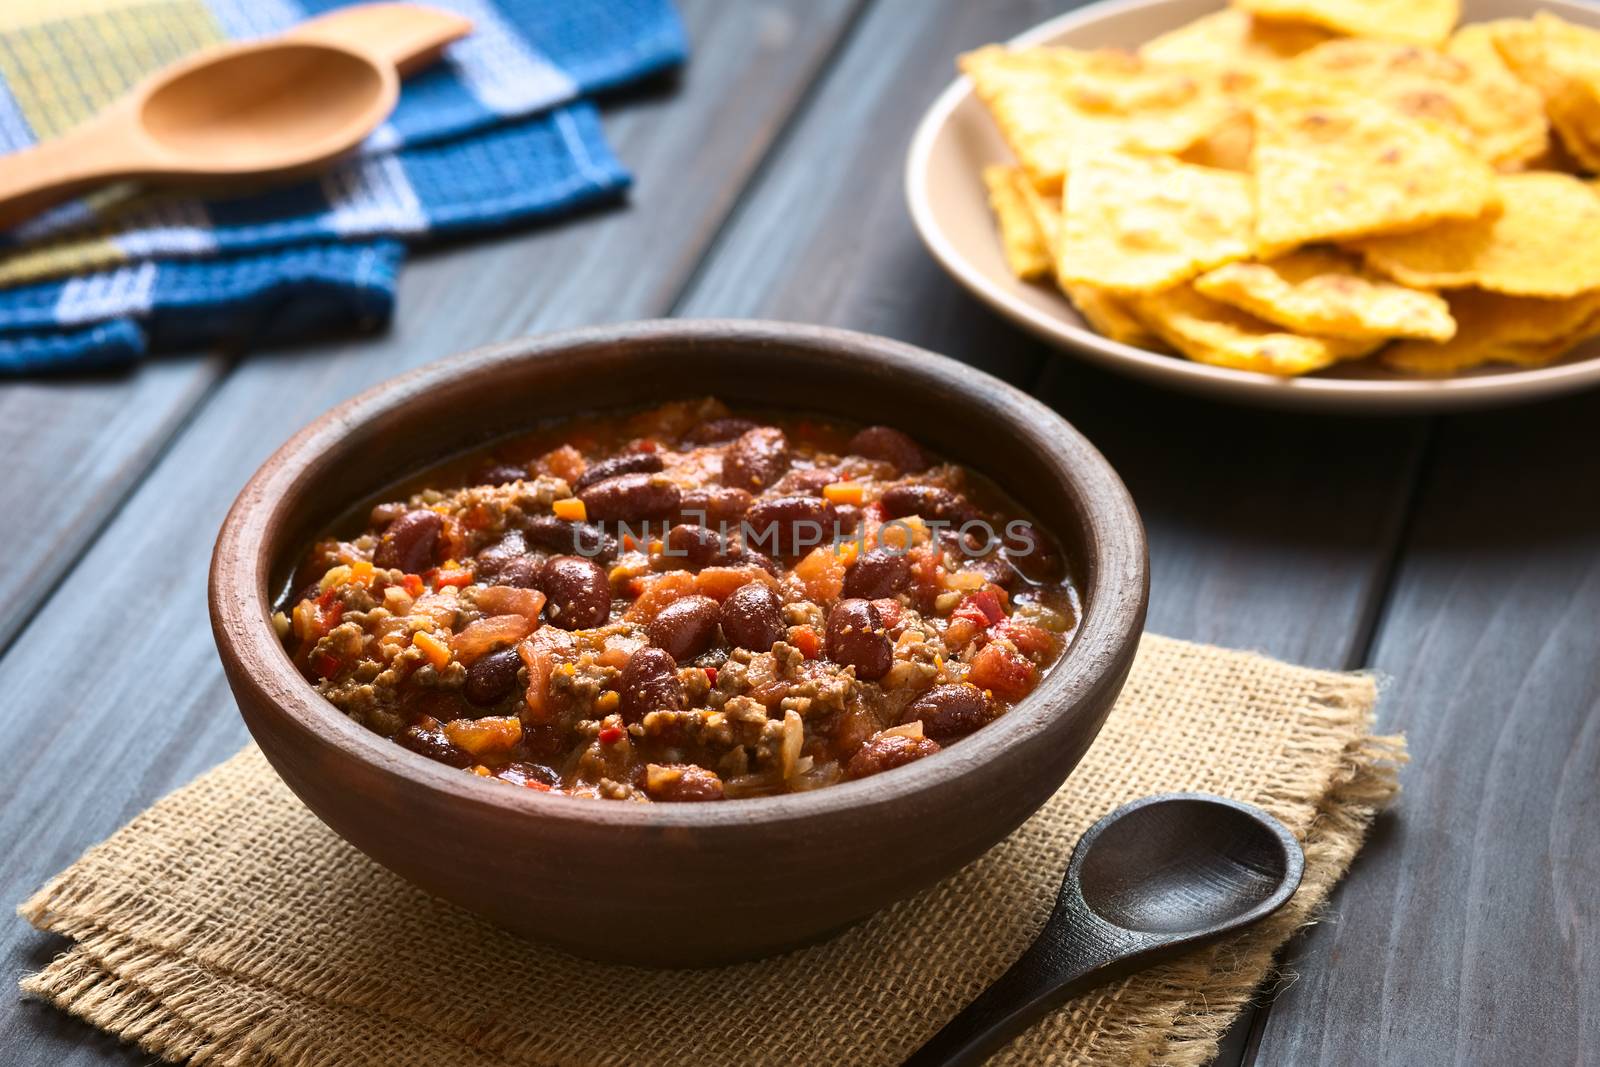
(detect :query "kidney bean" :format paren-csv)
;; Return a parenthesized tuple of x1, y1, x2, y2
(879, 484, 974, 524)
(647, 595, 722, 660)
(720, 582, 785, 652)
(825, 598, 893, 680)
(663, 524, 726, 569)
(495, 555, 542, 589)
(464, 647, 522, 706)
(398, 722, 472, 768)
(842, 548, 911, 600)
(499, 761, 561, 789)
(744, 495, 839, 557)
(373, 509, 442, 573)
(968, 555, 1019, 589)
(832, 504, 862, 537)
(479, 463, 528, 485)
(676, 486, 752, 527)
(904, 683, 990, 742)
(848, 426, 928, 473)
(537, 555, 611, 629)
(845, 732, 941, 780)
(686, 417, 757, 445)
(573, 451, 663, 492)
(780, 468, 837, 496)
(618, 646, 682, 724)
(524, 514, 617, 563)
(474, 530, 527, 578)
(722, 427, 789, 490)
(579, 473, 681, 523)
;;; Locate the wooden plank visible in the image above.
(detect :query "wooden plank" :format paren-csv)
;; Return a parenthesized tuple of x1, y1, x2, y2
(1250, 390, 1600, 1065)
(0, 0, 866, 653)
(0, 357, 226, 650)
(0, 1, 865, 1061)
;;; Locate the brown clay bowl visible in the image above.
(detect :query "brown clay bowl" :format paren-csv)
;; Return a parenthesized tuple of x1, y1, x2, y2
(210, 319, 1149, 967)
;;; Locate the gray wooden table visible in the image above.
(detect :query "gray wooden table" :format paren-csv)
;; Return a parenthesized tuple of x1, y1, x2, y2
(3, 1, 1596, 1063)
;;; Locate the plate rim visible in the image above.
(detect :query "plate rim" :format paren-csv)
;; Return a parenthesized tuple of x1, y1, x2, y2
(904, 0, 1600, 413)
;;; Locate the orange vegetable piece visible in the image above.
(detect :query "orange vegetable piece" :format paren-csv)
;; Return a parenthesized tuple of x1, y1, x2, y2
(552, 497, 587, 522)
(694, 565, 773, 601)
(793, 547, 845, 603)
(443, 715, 522, 759)
(823, 481, 864, 506)
(625, 571, 696, 621)
(412, 630, 451, 669)
(791, 626, 823, 660)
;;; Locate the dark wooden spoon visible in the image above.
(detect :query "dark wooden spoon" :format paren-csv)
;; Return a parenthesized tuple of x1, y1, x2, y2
(903, 793, 1304, 1067)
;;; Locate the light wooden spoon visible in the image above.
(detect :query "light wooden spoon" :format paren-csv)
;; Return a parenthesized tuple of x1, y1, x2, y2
(0, 3, 472, 229)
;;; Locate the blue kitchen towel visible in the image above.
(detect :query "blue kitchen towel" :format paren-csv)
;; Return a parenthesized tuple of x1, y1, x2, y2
(0, 0, 686, 372)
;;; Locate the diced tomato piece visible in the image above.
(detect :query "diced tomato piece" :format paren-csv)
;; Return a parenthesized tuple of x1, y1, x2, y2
(791, 627, 823, 660)
(402, 573, 424, 597)
(598, 725, 625, 745)
(993, 621, 1056, 660)
(968, 643, 1038, 702)
(704, 667, 718, 686)
(319, 600, 344, 635)
(957, 590, 1006, 626)
(311, 652, 341, 679)
(433, 566, 472, 589)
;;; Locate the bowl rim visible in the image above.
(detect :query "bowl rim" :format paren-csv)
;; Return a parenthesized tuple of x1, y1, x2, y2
(210, 318, 1149, 831)
(903, 0, 1600, 414)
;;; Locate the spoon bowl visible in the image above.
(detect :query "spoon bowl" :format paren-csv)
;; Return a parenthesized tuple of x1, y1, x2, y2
(1076, 795, 1298, 935)
(904, 793, 1303, 1066)
(139, 42, 394, 172)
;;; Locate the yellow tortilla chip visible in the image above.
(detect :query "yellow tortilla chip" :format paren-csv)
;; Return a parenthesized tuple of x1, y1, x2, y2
(1194, 249, 1456, 341)
(1063, 282, 1161, 347)
(1179, 110, 1256, 171)
(1057, 150, 1254, 294)
(1383, 289, 1600, 372)
(1140, 8, 1330, 69)
(1233, 0, 1459, 47)
(1490, 13, 1600, 173)
(1284, 37, 1548, 169)
(1352, 172, 1600, 297)
(1251, 85, 1498, 255)
(959, 45, 1240, 191)
(982, 165, 1053, 280)
(1130, 283, 1381, 376)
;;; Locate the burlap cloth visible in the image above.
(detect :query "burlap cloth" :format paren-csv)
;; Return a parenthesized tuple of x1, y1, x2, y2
(18, 634, 1406, 1067)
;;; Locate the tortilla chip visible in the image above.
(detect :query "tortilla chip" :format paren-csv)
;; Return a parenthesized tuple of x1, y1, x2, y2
(1057, 150, 1254, 294)
(1063, 282, 1162, 347)
(1383, 288, 1600, 372)
(1130, 283, 1381, 376)
(1283, 37, 1548, 169)
(1490, 13, 1600, 173)
(1233, 0, 1459, 47)
(1352, 172, 1600, 297)
(1179, 110, 1256, 171)
(1251, 85, 1499, 255)
(1140, 9, 1331, 69)
(982, 165, 1053, 280)
(959, 45, 1240, 191)
(1194, 249, 1456, 341)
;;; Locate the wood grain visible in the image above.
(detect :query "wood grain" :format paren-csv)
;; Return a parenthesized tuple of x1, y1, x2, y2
(0, 0, 866, 1058)
(1250, 391, 1600, 1065)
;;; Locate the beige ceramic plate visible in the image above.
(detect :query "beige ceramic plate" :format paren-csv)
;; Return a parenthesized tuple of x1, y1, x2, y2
(907, 0, 1600, 413)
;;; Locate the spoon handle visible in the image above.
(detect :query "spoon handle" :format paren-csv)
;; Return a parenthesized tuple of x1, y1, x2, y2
(0, 122, 142, 231)
(901, 924, 1124, 1067)
(288, 3, 473, 76)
